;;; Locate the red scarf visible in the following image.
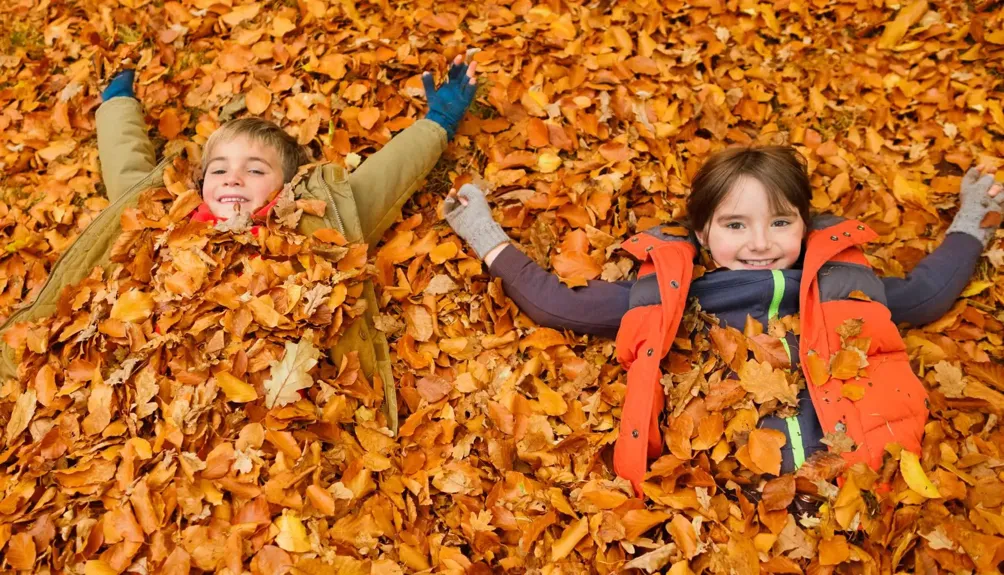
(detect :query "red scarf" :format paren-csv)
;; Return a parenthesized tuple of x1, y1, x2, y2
(189, 197, 280, 232)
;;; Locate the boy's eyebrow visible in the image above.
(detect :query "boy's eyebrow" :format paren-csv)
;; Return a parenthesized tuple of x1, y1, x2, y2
(206, 156, 273, 166)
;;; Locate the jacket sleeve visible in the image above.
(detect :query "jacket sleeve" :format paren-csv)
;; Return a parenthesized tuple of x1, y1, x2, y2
(96, 97, 157, 203)
(488, 245, 632, 338)
(883, 232, 984, 326)
(345, 119, 448, 247)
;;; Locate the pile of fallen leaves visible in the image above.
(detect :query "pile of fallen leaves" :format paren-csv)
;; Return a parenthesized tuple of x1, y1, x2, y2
(0, 155, 384, 573)
(2, 0, 1004, 572)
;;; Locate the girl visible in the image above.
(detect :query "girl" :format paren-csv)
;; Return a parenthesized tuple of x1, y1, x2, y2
(443, 146, 1003, 496)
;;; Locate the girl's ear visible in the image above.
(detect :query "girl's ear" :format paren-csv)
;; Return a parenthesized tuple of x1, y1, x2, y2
(696, 227, 708, 247)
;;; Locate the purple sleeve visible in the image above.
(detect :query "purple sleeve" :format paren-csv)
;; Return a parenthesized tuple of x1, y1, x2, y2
(882, 232, 984, 326)
(487, 245, 632, 338)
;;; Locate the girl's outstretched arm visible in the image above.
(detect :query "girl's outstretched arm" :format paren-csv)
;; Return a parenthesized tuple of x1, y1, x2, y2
(444, 184, 631, 337)
(885, 167, 1003, 326)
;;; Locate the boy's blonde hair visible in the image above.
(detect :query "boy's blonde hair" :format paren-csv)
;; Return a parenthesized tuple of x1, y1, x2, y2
(202, 118, 309, 183)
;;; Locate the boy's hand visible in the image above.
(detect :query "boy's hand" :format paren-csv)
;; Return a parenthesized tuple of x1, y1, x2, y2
(946, 165, 1004, 247)
(102, 69, 136, 102)
(442, 183, 510, 260)
(423, 55, 478, 140)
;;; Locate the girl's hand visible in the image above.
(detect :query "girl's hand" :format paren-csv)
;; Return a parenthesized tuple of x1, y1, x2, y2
(946, 165, 1004, 247)
(442, 184, 510, 261)
(422, 55, 479, 141)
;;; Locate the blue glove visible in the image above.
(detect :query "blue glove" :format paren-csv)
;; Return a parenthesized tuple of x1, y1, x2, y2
(102, 69, 135, 101)
(422, 61, 477, 140)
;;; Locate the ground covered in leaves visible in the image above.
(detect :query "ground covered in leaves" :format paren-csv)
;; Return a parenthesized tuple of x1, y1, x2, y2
(1, 0, 1004, 573)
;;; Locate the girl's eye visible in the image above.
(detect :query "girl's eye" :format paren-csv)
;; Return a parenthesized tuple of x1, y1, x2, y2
(250, 169, 265, 175)
(772, 220, 791, 227)
(725, 222, 743, 230)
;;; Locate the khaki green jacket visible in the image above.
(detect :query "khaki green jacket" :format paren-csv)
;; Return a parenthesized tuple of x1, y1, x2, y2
(0, 97, 448, 432)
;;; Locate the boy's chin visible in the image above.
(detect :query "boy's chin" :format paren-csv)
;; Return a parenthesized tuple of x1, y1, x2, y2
(209, 201, 259, 220)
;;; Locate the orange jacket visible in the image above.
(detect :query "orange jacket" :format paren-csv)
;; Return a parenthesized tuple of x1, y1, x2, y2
(613, 216, 929, 496)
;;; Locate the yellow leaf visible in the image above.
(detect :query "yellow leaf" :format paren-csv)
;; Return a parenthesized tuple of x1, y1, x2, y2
(429, 242, 458, 264)
(537, 152, 562, 173)
(891, 174, 929, 207)
(85, 560, 119, 575)
(216, 372, 258, 403)
(533, 377, 568, 416)
(274, 512, 311, 552)
(551, 517, 588, 561)
(110, 290, 155, 323)
(4, 389, 36, 443)
(961, 280, 993, 298)
(985, 30, 1004, 45)
(899, 450, 941, 498)
(877, 0, 928, 50)
(271, 15, 296, 37)
(221, 2, 261, 27)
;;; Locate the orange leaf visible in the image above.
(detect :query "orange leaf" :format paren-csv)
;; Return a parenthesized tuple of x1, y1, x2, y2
(829, 349, 861, 380)
(818, 535, 850, 565)
(841, 383, 865, 401)
(551, 250, 602, 281)
(246, 85, 272, 115)
(158, 108, 184, 140)
(358, 107, 381, 130)
(748, 428, 785, 475)
(805, 351, 830, 386)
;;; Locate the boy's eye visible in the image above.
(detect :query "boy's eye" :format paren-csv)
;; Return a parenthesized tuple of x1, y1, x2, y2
(211, 169, 226, 175)
(250, 169, 265, 175)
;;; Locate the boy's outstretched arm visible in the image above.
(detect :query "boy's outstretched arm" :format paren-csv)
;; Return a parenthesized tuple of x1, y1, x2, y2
(95, 70, 156, 203)
(346, 56, 477, 246)
(444, 184, 631, 337)
(885, 167, 1004, 325)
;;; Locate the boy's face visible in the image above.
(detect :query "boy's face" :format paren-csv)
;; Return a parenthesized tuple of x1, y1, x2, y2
(202, 135, 285, 219)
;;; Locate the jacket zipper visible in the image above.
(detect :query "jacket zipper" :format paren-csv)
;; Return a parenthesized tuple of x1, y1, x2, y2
(770, 269, 806, 470)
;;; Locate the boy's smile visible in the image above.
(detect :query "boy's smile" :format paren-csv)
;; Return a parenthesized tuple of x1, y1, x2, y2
(202, 135, 285, 219)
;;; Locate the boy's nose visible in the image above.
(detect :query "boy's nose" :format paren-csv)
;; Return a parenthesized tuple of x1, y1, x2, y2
(225, 174, 243, 187)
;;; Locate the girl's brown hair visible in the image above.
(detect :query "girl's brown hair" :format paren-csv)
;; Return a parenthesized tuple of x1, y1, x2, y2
(686, 146, 812, 233)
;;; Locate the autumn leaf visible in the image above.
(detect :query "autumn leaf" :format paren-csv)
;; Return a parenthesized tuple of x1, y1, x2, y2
(5, 389, 36, 443)
(738, 359, 798, 406)
(264, 334, 320, 408)
(748, 428, 786, 475)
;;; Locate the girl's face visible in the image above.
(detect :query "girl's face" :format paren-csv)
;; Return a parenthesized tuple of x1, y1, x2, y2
(697, 176, 806, 270)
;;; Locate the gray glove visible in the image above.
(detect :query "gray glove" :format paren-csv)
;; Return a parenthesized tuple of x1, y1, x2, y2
(946, 168, 1004, 247)
(443, 184, 511, 260)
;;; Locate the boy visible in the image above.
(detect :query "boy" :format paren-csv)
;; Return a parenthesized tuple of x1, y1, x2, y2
(0, 60, 478, 432)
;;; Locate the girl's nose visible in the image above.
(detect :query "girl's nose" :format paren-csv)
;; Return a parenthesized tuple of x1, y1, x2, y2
(751, 228, 770, 251)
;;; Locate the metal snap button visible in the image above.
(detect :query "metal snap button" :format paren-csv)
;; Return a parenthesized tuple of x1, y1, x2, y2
(857, 225, 865, 230)
(830, 235, 838, 241)
(647, 348, 654, 356)
(670, 280, 679, 288)
(645, 245, 653, 252)
(632, 429, 639, 438)
(632, 237, 639, 242)
(843, 231, 851, 237)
